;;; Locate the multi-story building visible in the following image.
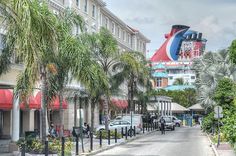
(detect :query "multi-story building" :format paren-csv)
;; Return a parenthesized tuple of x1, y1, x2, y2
(0, 0, 150, 147)
(150, 25, 206, 90)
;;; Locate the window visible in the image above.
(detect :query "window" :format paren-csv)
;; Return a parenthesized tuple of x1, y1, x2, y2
(92, 4, 96, 18)
(111, 121, 120, 125)
(128, 34, 131, 44)
(111, 22, 115, 34)
(75, 24, 80, 35)
(76, 0, 80, 8)
(157, 78, 162, 87)
(117, 27, 121, 38)
(84, 0, 88, 12)
(84, 24, 89, 32)
(169, 76, 173, 80)
(191, 76, 195, 79)
(123, 31, 126, 41)
(121, 121, 130, 125)
(105, 18, 109, 29)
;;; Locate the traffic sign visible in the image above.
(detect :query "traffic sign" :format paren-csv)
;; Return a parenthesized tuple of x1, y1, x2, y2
(214, 106, 222, 114)
(214, 114, 223, 119)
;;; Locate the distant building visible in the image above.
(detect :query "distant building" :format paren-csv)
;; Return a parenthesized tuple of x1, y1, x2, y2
(150, 25, 207, 90)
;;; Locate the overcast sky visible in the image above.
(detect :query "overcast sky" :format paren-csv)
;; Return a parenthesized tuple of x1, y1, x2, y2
(103, 0, 236, 57)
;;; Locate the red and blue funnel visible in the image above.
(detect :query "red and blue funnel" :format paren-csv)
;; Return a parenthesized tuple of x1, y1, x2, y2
(151, 25, 190, 62)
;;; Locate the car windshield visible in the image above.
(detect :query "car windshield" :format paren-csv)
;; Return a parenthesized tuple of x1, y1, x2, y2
(163, 117, 171, 122)
(122, 116, 140, 124)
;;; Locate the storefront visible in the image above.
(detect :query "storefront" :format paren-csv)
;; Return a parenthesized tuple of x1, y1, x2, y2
(0, 89, 13, 139)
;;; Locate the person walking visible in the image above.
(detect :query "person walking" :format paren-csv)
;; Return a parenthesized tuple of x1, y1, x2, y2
(160, 117, 166, 135)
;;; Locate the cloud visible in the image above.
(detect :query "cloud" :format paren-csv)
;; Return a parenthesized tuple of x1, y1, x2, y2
(126, 17, 155, 25)
(103, 0, 236, 52)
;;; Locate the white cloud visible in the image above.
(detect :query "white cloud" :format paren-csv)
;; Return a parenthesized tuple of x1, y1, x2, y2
(104, 0, 236, 52)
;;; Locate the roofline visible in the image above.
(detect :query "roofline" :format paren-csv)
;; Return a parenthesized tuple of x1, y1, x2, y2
(95, 0, 106, 7)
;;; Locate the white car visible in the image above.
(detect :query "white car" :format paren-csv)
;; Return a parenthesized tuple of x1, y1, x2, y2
(115, 114, 143, 134)
(169, 116, 182, 127)
(96, 120, 134, 135)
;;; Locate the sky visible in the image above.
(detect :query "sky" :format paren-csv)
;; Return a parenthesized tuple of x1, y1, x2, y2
(103, 0, 236, 58)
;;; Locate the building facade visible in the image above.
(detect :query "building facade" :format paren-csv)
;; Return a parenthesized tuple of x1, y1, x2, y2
(0, 0, 150, 147)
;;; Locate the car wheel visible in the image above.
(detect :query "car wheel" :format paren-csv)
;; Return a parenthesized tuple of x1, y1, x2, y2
(176, 123, 180, 127)
(172, 126, 175, 131)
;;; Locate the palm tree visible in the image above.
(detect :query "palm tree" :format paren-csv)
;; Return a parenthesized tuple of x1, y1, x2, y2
(78, 28, 118, 130)
(49, 9, 84, 138)
(0, 0, 62, 142)
(112, 51, 150, 117)
(192, 49, 236, 109)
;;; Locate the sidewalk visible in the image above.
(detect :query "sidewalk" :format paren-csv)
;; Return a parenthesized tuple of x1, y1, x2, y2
(214, 143, 235, 156)
(206, 134, 235, 156)
(73, 129, 158, 155)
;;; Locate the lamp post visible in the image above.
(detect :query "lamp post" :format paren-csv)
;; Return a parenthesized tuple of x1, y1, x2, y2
(74, 94, 78, 127)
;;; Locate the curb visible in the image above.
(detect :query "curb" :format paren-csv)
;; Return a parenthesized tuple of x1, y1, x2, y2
(82, 130, 158, 156)
(206, 133, 219, 156)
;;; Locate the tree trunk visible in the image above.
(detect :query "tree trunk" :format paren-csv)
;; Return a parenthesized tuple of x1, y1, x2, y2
(59, 90, 64, 138)
(90, 98, 95, 135)
(79, 97, 84, 152)
(74, 94, 78, 127)
(40, 67, 47, 142)
(103, 95, 109, 130)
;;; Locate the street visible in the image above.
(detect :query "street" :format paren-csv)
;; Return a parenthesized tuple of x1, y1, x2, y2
(94, 126, 215, 156)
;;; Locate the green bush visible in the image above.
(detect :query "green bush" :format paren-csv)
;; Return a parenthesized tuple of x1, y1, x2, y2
(17, 137, 73, 155)
(95, 130, 122, 139)
(202, 112, 216, 133)
(211, 133, 228, 143)
(222, 110, 236, 145)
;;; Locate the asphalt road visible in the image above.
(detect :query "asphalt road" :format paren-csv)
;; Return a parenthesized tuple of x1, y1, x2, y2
(94, 126, 215, 156)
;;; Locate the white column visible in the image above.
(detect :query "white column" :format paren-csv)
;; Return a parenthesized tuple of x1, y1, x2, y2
(170, 102, 172, 116)
(12, 95, 20, 142)
(164, 101, 166, 116)
(29, 110, 35, 131)
(166, 101, 169, 116)
(161, 101, 164, 116)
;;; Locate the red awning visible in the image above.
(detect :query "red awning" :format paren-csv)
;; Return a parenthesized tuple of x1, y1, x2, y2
(0, 89, 13, 110)
(111, 99, 128, 109)
(35, 92, 68, 110)
(20, 96, 41, 110)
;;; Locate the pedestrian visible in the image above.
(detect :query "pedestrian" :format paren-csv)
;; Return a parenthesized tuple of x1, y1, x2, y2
(49, 123, 57, 138)
(86, 123, 90, 138)
(160, 117, 166, 135)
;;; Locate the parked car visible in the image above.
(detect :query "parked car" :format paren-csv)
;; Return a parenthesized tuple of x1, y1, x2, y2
(170, 116, 182, 127)
(115, 114, 143, 134)
(158, 116, 175, 131)
(95, 120, 134, 135)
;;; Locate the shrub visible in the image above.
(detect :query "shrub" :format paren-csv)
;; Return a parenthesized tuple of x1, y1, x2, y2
(95, 130, 122, 139)
(17, 137, 73, 155)
(222, 110, 236, 145)
(202, 112, 216, 133)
